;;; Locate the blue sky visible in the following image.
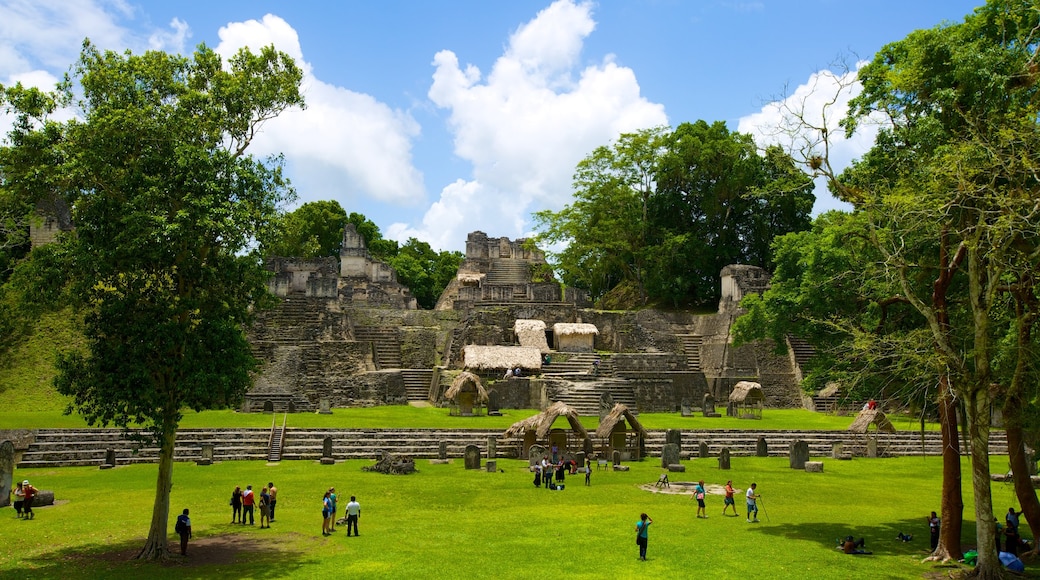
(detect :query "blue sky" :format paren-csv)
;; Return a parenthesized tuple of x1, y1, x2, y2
(1, 1, 983, 251)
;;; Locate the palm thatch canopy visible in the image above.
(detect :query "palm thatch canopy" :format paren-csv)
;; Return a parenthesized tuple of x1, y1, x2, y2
(552, 323, 599, 336)
(503, 401, 588, 439)
(514, 319, 549, 353)
(848, 409, 896, 434)
(729, 381, 765, 404)
(463, 345, 542, 370)
(444, 371, 488, 402)
(594, 403, 648, 439)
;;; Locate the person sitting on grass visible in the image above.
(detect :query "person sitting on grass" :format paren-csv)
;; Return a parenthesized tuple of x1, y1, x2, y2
(841, 536, 872, 555)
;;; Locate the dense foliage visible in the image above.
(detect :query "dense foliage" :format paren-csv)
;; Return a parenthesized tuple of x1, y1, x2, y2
(534, 121, 814, 309)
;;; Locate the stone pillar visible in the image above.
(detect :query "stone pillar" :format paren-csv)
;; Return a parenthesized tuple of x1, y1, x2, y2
(665, 429, 682, 456)
(661, 443, 680, 468)
(718, 447, 731, 470)
(321, 437, 335, 464)
(756, 437, 769, 457)
(0, 441, 13, 508)
(318, 398, 332, 414)
(831, 442, 844, 459)
(101, 448, 116, 470)
(867, 438, 878, 458)
(612, 450, 621, 466)
(487, 436, 497, 460)
(486, 460, 497, 473)
(464, 445, 481, 470)
(789, 440, 809, 469)
(698, 441, 709, 459)
(197, 443, 214, 466)
(438, 441, 448, 460)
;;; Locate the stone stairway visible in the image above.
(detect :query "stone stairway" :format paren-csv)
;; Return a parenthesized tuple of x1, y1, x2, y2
(542, 353, 608, 376)
(788, 336, 815, 368)
(401, 369, 433, 402)
(483, 258, 530, 286)
(550, 380, 637, 416)
(353, 326, 402, 369)
(268, 416, 286, 462)
(675, 334, 703, 371)
(251, 296, 326, 344)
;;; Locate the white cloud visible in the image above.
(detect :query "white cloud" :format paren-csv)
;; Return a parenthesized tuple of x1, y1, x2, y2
(212, 15, 425, 205)
(737, 65, 883, 215)
(400, 0, 667, 251)
(148, 17, 190, 54)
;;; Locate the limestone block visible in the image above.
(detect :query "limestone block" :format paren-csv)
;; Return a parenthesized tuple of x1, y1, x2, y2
(805, 461, 824, 473)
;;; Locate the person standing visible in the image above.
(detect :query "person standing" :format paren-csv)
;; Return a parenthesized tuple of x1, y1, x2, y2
(551, 443, 559, 463)
(693, 480, 707, 518)
(746, 482, 760, 523)
(21, 480, 36, 520)
(267, 482, 278, 522)
(542, 456, 553, 489)
(1006, 507, 1024, 556)
(635, 513, 653, 561)
(585, 460, 591, 486)
(322, 491, 332, 536)
(328, 488, 338, 532)
(928, 511, 940, 551)
(13, 481, 24, 519)
(259, 487, 271, 528)
(230, 486, 243, 523)
(242, 485, 255, 525)
(345, 495, 361, 537)
(722, 480, 737, 516)
(175, 508, 192, 556)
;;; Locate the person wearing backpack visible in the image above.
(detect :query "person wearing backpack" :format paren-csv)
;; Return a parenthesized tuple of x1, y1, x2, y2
(175, 508, 192, 556)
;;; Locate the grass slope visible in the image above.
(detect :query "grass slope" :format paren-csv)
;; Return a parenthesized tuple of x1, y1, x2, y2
(3, 455, 1027, 579)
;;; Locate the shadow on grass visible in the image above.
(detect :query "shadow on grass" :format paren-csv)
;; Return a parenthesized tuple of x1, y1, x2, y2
(1, 532, 318, 580)
(753, 517, 939, 555)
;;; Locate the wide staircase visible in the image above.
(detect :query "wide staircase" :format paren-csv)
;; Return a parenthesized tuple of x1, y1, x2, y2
(251, 296, 326, 345)
(550, 380, 637, 416)
(16, 426, 1012, 468)
(542, 353, 610, 376)
(401, 369, 434, 402)
(353, 326, 402, 369)
(675, 334, 703, 371)
(483, 258, 530, 286)
(788, 336, 815, 368)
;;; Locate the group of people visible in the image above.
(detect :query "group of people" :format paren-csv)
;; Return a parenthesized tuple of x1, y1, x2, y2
(532, 454, 588, 488)
(322, 488, 361, 537)
(688, 479, 761, 522)
(230, 482, 277, 528)
(11, 480, 37, 520)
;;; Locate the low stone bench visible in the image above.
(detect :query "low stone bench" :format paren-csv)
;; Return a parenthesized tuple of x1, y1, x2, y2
(805, 461, 824, 473)
(667, 464, 686, 472)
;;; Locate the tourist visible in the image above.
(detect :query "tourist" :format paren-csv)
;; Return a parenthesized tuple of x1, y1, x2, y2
(746, 482, 760, 523)
(175, 508, 192, 555)
(693, 480, 707, 518)
(322, 490, 332, 536)
(503, 368, 512, 380)
(268, 482, 278, 522)
(542, 456, 553, 488)
(842, 535, 871, 555)
(513, 367, 522, 377)
(13, 481, 24, 519)
(722, 480, 737, 516)
(635, 513, 653, 561)
(259, 486, 271, 528)
(242, 484, 255, 525)
(1006, 507, 1024, 556)
(928, 511, 940, 551)
(555, 460, 566, 483)
(551, 443, 558, 463)
(585, 462, 591, 486)
(533, 463, 542, 487)
(328, 487, 338, 532)
(345, 495, 361, 536)
(230, 486, 243, 523)
(21, 480, 36, 520)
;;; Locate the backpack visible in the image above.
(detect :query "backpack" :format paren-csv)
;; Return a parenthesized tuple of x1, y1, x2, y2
(175, 515, 188, 534)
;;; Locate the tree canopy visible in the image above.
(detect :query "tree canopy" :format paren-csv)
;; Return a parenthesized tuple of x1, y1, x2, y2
(0, 40, 304, 559)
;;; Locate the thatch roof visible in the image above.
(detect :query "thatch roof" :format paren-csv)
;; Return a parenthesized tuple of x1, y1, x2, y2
(594, 403, 648, 439)
(457, 271, 485, 284)
(514, 319, 549, 353)
(729, 381, 765, 403)
(444, 371, 488, 402)
(463, 345, 542, 370)
(848, 409, 896, 434)
(503, 401, 589, 440)
(552, 323, 599, 336)
(818, 382, 840, 397)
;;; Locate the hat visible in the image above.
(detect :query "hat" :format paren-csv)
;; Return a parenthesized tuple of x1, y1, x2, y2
(22, 480, 28, 485)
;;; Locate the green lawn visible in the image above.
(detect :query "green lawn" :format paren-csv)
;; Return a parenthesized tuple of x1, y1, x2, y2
(4, 455, 1028, 579)
(0, 406, 938, 432)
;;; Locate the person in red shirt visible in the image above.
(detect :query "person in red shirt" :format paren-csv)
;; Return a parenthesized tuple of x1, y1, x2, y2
(21, 480, 36, 520)
(242, 485, 255, 525)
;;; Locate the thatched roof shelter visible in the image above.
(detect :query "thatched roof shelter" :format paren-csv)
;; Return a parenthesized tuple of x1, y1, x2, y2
(463, 345, 542, 370)
(552, 323, 599, 337)
(848, 409, 896, 434)
(504, 401, 589, 440)
(514, 319, 550, 353)
(729, 381, 765, 404)
(594, 403, 648, 439)
(444, 371, 488, 402)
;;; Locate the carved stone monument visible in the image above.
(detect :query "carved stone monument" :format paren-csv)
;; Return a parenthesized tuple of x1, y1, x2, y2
(0, 441, 13, 507)
(612, 449, 621, 466)
(702, 394, 721, 418)
(529, 444, 546, 466)
(867, 438, 878, 458)
(661, 443, 680, 468)
(718, 447, 731, 470)
(805, 461, 824, 473)
(487, 390, 501, 416)
(756, 437, 769, 457)
(321, 437, 335, 465)
(318, 398, 332, 414)
(698, 441, 709, 459)
(486, 459, 497, 473)
(665, 429, 682, 455)
(487, 436, 497, 460)
(100, 448, 116, 470)
(439, 441, 448, 460)
(464, 444, 481, 470)
(789, 440, 809, 469)
(680, 399, 692, 417)
(197, 443, 214, 466)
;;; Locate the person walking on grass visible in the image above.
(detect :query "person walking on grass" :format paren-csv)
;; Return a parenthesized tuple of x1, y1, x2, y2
(322, 490, 333, 536)
(175, 508, 192, 556)
(928, 511, 940, 551)
(13, 481, 24, 519)
(230, 486, 243, 523)
(635, 513, 653, 561)
(693, 480, 707, 518)
(268, 482, 278, 522)
(21, 480, 36, 520)
(242, 485, 255, 525)
(722, 480, 737, 516)
(259, 486, 271, 528)
(345, 495, 361, 537)
(328, 487, 338, 532)
(746, 482, 760, 523)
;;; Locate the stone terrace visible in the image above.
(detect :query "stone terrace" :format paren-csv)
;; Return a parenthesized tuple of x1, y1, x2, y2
(16, 427, 1009, 468)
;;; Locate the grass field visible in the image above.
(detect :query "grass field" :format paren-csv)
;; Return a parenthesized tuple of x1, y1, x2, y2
(4, 453, 1031, 580)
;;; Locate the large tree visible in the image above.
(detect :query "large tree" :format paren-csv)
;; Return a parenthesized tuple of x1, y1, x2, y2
(267, 200, 348, 258)
(0, 41, 304, 559)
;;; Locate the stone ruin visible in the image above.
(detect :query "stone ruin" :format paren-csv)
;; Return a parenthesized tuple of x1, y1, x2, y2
(362, 451, 416, 475)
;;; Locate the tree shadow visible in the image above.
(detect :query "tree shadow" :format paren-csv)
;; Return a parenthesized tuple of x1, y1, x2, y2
(752, 518, 937, 555)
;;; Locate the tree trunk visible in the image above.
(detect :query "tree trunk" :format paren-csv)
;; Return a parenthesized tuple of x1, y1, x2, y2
(1006, 422, 1040, 556)
(929, 373, 963, 561)
(134, 424, 177, 560)
(966, 388, 1001, 579)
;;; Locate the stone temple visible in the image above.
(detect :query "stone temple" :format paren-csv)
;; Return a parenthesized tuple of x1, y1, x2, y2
(243, 226, 810, 416)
